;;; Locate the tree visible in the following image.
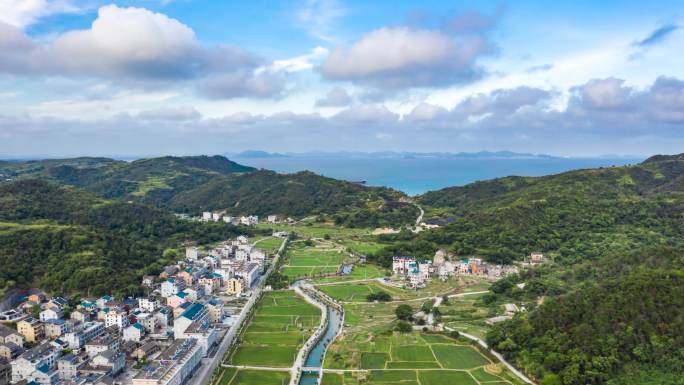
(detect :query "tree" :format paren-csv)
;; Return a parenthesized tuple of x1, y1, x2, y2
(367, 291, 391, 302)
(395, 304, 413, 320)
(541, 374, 561, 385)
(396, 321, 412, 333)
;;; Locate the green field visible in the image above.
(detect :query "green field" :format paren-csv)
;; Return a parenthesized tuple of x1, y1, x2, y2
(227, 290, 321, 367)
(320, 331, 523, 384)
(217, 368, 290, 385)
(312, 264, 389, 284)
(280, 240, 353, 279)
(254, 237, 283, 254)
(318, 281, 406, 302)
(324, 332, 491, 370)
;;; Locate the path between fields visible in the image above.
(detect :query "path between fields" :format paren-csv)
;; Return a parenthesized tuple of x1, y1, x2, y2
(441, 327, 535, 385)
(336, 289, 490, 305)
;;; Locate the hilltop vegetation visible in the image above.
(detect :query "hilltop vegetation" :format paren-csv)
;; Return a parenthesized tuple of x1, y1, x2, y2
(371, 158, 684, 266)
(379, 155, 684, 385)
(487, 265, 684, 385)
(0, 179, 248, 297)
(2, 155, 417, 227)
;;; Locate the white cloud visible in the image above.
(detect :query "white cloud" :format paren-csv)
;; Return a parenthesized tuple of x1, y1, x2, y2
(268, 46, 329, 73)
(0, 0, 80, 29)
(0, 5, 284, 99)
(321, 27, 489, 88)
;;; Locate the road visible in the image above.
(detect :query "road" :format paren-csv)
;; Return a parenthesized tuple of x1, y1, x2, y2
(443, 326, 535, 384)
(414, 204, 424, 227)
(189, 237, 288, 385)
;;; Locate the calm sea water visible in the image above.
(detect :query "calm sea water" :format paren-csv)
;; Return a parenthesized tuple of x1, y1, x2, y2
(232, 156, 643, 196)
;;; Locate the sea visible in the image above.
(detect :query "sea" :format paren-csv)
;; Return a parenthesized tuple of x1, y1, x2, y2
(231, 155, 644, 196)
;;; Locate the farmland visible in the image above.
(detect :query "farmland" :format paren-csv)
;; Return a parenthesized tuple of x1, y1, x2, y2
(226, 290, 321, 367)
(321, 332, 522, 385)
(280, 239, 353, 280)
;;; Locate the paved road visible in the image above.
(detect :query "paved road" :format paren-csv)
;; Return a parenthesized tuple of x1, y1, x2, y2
(221, 365, 290, 372)
(189, 237, 288, 385)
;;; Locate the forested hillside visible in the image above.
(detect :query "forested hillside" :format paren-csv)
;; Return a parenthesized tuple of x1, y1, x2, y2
(373, 158, 684, 265)
(390, 155, 684, 385)
(1, 155, 417, 227)
(0, 180, 248, 297)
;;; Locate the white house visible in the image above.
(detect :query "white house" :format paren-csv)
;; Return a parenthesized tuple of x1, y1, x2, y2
(105, 310, 129, 331)
(39, 309, 63, 322)
(202, 212, 212, 221)
(160, 279, 184, 298)
(138, 298, 158, 313)
(122, 323, 145, 342)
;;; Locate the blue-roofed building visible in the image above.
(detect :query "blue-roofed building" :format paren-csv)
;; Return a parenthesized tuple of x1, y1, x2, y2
(44, 319, 69, 339)
(173, 303, 216, 357)
(123, 323, 145, 342)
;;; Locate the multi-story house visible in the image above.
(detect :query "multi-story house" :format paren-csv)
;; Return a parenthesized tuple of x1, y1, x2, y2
(138, 298, 158, 313)
(63, 322, 105, 349)
(104, 310, 128, 331)
(0, 324, 24, 347)
(17, 318, 44, 343)
(160, 279, 184, 298)
(44, 319, 69, 339)
(11, 343, 60, 385)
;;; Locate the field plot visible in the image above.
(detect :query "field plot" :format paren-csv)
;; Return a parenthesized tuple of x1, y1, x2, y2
(216, 368, 290, 385)
(318, 282, 400, 302)
(254, 237, 283, 255)
(440, 293, 498, 340)
(280, 240, 351, 279)
(227, 291, 321, 368)
(322, 332, 522, 384)
(312, 264, 389, 284)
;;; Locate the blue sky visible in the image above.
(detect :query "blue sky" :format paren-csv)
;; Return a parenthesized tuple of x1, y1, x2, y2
(0, 0, 683, 157)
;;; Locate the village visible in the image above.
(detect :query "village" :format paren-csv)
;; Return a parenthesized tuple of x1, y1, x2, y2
(0, 234, 281, 385)
(389, 250, 535, 289)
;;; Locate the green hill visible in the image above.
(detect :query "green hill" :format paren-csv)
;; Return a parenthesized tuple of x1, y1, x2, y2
(397, 156, 684, 385)
(1, 155, 417, 227)
(372, 158, 684, 265)
(0, 179, 248, 297)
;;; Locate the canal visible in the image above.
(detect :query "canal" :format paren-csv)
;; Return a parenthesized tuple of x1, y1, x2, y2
(299, 306, 343, 385)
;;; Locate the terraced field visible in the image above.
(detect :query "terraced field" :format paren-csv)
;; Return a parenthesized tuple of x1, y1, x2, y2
(322, 333, 521, 385)
(226, 290, 321, 367)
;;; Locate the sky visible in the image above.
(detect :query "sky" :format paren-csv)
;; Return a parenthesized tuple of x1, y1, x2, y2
(0, 0, 683, 158)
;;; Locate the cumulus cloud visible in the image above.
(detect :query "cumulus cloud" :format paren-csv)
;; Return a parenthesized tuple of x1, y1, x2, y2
(571, 78, 632, 110)
(197, 70, 286, 99)
(0, 5, 284, 99)
(320, 27, 489, 89)
(315, 87, 352, 107)
(0, 0, 80, 29)
(3, 76, 684, 157)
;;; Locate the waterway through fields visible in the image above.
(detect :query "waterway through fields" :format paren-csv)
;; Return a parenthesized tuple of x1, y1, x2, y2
(299, 306, 343, 385)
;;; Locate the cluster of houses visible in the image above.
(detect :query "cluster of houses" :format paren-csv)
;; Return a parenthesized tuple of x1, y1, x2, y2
(201, 212, 259, 226)
(392, 250, 522, 288)
(0, 235, 271, 385)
